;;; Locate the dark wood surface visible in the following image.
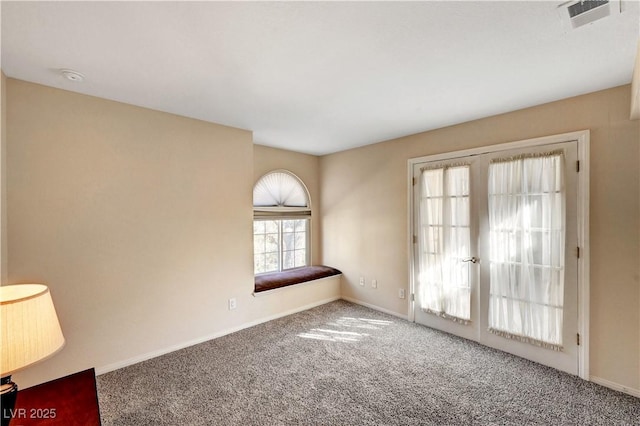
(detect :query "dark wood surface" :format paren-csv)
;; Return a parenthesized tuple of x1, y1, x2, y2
(10, 368, 101, 426)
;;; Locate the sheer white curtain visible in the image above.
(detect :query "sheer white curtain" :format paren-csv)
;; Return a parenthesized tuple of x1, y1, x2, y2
(418, 165, 471, 323)
(488, 152, 565, 349)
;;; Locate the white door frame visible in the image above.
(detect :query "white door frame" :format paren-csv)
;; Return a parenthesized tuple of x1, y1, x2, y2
(407, 130, 590, 380)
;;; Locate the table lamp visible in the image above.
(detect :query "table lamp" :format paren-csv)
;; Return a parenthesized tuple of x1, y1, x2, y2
(1, 284, 65, 426)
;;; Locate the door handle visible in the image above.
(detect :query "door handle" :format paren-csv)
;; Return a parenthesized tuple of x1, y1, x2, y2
(462, 257, 479, 264)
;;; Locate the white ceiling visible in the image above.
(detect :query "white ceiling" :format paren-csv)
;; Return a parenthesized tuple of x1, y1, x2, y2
(2, 1, 638, 155)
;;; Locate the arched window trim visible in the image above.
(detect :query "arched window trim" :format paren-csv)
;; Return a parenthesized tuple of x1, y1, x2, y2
(253, 170, 312, 217)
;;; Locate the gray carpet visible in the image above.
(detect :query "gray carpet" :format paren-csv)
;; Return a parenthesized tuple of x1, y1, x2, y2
(97, 300, 640, 425)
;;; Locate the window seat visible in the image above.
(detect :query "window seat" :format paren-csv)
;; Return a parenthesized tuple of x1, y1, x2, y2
(254, 265, 342, 293)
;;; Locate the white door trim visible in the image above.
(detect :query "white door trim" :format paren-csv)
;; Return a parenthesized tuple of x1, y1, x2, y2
(407, 130, 590, 380)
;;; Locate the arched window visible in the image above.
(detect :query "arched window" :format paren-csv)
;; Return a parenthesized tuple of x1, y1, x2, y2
(253, 170, 311, 275)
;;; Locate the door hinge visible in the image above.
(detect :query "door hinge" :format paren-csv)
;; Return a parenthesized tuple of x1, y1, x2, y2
(576, 246, 580, 258)
(576, 160, 580, 172)
(413, 235, 417, 244)
(412, 177, 417, 186)
(577, 333, 580, 346)
(410, 293, 415, 302)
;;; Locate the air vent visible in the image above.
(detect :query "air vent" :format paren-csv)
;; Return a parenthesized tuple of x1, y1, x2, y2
(567, 0, 609, 18)
(558, 0, 621, 30)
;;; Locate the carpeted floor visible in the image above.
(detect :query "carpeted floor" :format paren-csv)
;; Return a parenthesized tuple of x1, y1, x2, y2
(97, 300, 640, 425)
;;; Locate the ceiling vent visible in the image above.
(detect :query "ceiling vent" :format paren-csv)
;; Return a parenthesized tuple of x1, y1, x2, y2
(558, 0, 621, 30)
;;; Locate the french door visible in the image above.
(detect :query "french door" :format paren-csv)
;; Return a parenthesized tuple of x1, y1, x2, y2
(411, 137, 581, 375)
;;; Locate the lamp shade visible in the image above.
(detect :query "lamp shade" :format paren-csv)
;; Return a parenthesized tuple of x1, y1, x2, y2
(1, 284, 65, 376)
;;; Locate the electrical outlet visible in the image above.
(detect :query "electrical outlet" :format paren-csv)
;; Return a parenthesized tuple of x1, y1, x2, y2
(359, 276, 365, 286)
(371, 279, 378, 289)
(399, 288, 406, 299)
(228, 298, 237, 310)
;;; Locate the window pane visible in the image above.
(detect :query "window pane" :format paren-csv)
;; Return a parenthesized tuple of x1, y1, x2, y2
(254, 254, 265, 274)
(265, 233, 279, 253)
(282, 231, 293, 250)
(282, 220, 295, 232)
(451, 197, 469, 227)
(294, 249, 306, 267)
(282, 250, 294, 270)
(447, 166, 469, 196)
(264, 252, 279, 273)
(294, 219, 307, 232)
(294, 232, 306, 250)
(422, 169, 443, 197)
(253, 221, 265, 234)
(422, 198, 442, 226)
(253, 234, 265, 254)
(265, 220, 278, 233)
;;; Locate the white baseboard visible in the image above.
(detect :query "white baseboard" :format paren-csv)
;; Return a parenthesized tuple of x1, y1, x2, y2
(96, 295, 341, 376)
(340, 296, 408, 320)
(589, 376, 640, 398)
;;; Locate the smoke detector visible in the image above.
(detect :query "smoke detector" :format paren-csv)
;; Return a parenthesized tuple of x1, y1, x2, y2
(60, 69, 85, 82)
(558, 0, 622, 30)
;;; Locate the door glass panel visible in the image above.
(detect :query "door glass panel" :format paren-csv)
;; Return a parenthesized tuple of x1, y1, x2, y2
(418, 165, 471, 322)
(487, 152, 565, 348)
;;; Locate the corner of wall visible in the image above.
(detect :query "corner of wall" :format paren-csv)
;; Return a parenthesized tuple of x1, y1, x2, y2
(1, 71, 7, 285)
(630, 41, 640, 120)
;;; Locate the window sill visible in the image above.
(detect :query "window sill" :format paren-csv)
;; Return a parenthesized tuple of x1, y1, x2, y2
(254, 265, 342, 294)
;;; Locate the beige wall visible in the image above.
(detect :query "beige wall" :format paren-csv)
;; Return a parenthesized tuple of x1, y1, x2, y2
(253, 144, 322, 265)
(4, 79, 339, 388)
(320, 84, 640, 392)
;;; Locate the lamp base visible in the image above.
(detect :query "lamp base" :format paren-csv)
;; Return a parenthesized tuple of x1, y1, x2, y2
(1, 376, 18, 426)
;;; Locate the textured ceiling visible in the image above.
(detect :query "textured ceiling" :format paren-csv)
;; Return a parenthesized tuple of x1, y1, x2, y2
(2, 1, 638, 155)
